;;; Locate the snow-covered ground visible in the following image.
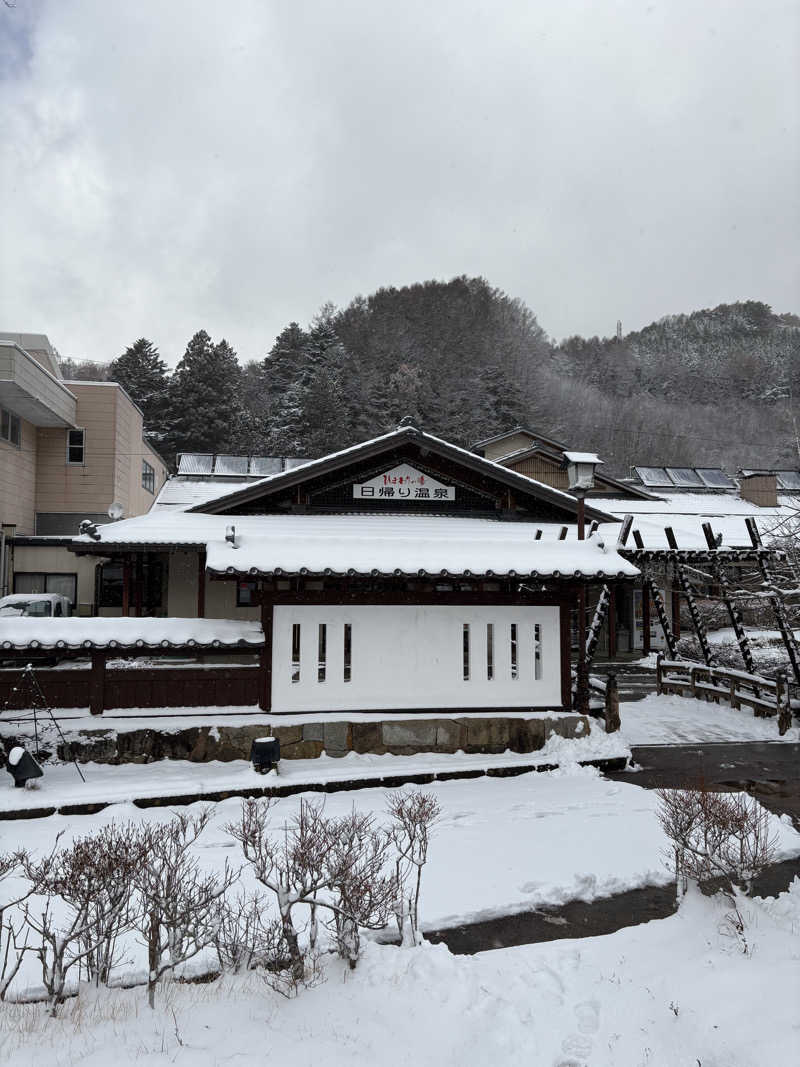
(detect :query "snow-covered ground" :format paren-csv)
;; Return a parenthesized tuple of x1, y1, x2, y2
(3, 764, 799, 1002)
(619, 692, 800, 745)
(2, 881, 799, 1067)
(0, 730, 630, 812)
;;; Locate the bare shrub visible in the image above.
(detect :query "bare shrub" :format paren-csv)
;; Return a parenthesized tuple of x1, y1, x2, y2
(0, 850, 37, 1002)
(21, 829, 138, 1016)
(657, 784, 778, 950)
(228, 798, 400, 987)
(77, 822, 146, 987)
(212, 890, 278, 974)
(133, 809, 238, 1008)
(324, 809, 396, 969)
(386, 788, 441, 946)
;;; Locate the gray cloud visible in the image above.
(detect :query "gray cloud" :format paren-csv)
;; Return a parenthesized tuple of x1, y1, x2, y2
(1, 0, 797, 366)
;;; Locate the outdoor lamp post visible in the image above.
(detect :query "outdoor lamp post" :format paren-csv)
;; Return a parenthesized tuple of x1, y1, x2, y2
(562, 452, 603, 716)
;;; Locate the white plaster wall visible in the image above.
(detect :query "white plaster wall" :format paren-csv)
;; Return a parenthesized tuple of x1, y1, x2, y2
(271, 604, 561, 713)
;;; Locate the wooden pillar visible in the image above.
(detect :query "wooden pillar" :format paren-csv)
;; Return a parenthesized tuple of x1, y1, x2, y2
(134, 555, 143, 617)
(608, 584, 618, 658)
(122, 556, 132, 617)
(197, 550, 206, 618)
(642, 581, 651, 656)
(89, 651, 106, 715)
(258, 592, 272, 712)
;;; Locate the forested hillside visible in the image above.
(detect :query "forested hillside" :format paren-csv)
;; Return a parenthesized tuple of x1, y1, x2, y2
(63, 280, 800, 475)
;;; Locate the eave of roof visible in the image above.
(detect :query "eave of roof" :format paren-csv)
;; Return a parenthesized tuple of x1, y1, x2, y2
(471, 425, 568, 451)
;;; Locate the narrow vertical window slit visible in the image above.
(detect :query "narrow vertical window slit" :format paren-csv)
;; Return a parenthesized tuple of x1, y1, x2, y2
(510, 623, 518, 679)
(291, 623, 301, 683)
(463, 623, 470, 681)
(534, 623, 542, 680)
(486, 623, 494, 680)
(343, 623, 352, 682)
(317, 623, 327, 682)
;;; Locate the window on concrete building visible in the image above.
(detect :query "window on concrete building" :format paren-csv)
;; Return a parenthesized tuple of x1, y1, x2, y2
(486, 622, 494, 680)
(317, 623, 327, 682)
(67, 428, 85, 465)
(0, 406, 21, 448)
(534, 623, 542, 680)
(510, 623, 518, 679)
(462, 623, 470, 681)
(13, 572, 77, 608)
(142, 459, 155, 493)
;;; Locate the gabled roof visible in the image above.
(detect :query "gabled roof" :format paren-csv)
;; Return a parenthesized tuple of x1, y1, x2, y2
(189, 424, 620, 524)
(471, 425, 567, 453)
(496, 443, 658, 501)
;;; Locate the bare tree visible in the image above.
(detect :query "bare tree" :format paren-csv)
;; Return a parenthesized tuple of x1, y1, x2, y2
(324, 809, 395, 969)
(21, 831, 135, 1016)
(386, 789, 441, 946)
(76, 823, 146, 986)
(0, 850, 37, 1002)
(228, 798, 399, 985)
(657, 784, 778, 953)
(133, 809, 237, 1008)
(227, 798, 335, 986)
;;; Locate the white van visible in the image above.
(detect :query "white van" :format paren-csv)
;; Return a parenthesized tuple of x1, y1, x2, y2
(0, 593, 73, 618)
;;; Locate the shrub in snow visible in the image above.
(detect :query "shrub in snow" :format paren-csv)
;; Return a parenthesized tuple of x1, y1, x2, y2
(656, 785, 778, 951)
(132, 809, 237, 1009)
(386, 788, 441, 947)
(21, 828, 142, 1016)
(212, 890, 282, 975)
(0, 849, 38, 1002)
(227, 797, 399, 990)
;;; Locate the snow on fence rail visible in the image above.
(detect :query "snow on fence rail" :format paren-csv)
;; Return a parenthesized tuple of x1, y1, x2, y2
(656, 652, 793, 736)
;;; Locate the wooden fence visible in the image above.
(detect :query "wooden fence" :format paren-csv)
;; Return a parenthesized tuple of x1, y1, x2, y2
(0, 661, 261, 715)
(656, 653, 794, 735)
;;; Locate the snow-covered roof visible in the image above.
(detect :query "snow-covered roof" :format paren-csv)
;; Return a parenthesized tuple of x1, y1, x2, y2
(0, 617, 264, 651)
(188, 424, 618, 522)
(563, 451, 603, 465)
(153, 477, 259, 511)
(203, 515, 638, 579)
(594, 493, 798, 550)
(72, 512, 637, 578)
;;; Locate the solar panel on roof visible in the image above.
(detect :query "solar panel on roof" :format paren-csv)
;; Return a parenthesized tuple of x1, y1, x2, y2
(695, 468, 737, 489)
(214, 455, 249, 476)
(776, 471, 800, 490)
(633, 466, 671, 487)
(249, 456, 283, 476)
(666, 467, 704, 487)
(177, 453, 213, 475)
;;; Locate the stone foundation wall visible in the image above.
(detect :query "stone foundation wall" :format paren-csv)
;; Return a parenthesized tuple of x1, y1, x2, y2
(56, 714, 590, 765)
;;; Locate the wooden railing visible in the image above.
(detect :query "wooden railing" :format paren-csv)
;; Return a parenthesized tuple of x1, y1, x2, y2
(656, 653, 794, 736)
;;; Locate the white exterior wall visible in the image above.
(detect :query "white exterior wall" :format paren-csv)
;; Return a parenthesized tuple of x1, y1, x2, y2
(271, 604, 561, 713)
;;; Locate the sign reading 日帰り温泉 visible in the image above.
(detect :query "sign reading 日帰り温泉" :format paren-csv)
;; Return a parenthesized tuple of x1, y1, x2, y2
(352, 464, 455, 501)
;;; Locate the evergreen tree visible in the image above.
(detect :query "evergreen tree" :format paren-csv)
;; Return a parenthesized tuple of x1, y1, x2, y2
(107, 338, 168, 435)
(268, 317, 361, 457)
(162, 331, 243, 461)
(469, 364, 529, 443)
(263, 322, 307, 400)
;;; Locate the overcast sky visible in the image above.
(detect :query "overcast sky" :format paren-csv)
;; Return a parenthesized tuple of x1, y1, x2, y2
(1, 0, 797, 366)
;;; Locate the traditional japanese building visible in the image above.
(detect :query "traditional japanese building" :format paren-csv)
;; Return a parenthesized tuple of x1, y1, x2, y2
(69, 422, 637, 715)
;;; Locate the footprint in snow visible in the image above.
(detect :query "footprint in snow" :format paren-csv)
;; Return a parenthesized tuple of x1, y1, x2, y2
(574, 1000, 600, 1034)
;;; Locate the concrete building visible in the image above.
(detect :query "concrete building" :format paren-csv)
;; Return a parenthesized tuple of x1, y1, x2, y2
(0, 333, 167, 613)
